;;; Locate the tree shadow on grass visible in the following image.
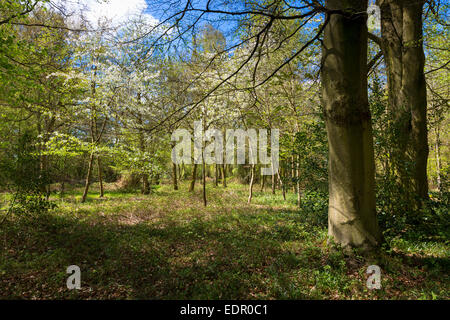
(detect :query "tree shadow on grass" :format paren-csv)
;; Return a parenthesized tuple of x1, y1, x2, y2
(1, 207, 448, 299)
(0, 210, 324, 299)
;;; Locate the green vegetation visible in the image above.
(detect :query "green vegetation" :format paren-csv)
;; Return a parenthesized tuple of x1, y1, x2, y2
(1, 182, 448, 299)
(0, 0, 449, 300)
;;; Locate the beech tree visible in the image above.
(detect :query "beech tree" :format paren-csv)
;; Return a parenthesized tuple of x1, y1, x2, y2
(372, 0, 429, 206)
(322, 0, 381, 249)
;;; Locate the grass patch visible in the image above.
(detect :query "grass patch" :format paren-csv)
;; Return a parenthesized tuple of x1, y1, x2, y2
(0, 182, 448, 299)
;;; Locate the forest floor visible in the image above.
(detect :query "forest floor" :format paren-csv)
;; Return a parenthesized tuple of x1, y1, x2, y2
(0, 181, 448, 299)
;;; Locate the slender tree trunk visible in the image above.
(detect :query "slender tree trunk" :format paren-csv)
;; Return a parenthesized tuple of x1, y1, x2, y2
(222, 164, 227, 188)
(97, 156, 104, 198)
(291, 155, 296, 193)
(60, 181, 65, 198)
(170, 140, 179, 190)
(248, 164, 255, 204)
(322, 0, 381, 250)
(81, 150, 95, 203)
(296, 156, 301, 208)
(202, 157, 207, 206)
(260, 173, 265, 192)
(36, 112, 49, 199)
(37, 115, 45, 197)
(180, 164, 184, 180)
(278, 171, 286, 201)
(189, 164, 198, 192)
(41, 116, 56, 200)
(43, 154, 50, 201)
(141, 174, 150, 194)
(172, 162, 178, 190)
(271, 162, 276, 195)
(82, 67, 98, 204)
(137, 121, 150, 195)
(378, 0, 429, 203)
(214, 164, 219, 187)
(60, 157, 67, 198)
(434, 123, 442, 192)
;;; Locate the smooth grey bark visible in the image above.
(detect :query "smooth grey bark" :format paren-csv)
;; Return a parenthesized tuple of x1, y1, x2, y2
(378, 0, 429, 201)
(322, 0, 381, 249)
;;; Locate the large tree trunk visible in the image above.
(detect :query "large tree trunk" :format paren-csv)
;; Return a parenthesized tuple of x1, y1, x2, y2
(378, 0, 429, 203)
(322, 0, 381, 250)
(81, 150, 95, 203)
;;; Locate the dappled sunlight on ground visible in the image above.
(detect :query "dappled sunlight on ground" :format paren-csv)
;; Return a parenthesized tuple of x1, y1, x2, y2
(0, 182, 448, 299)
